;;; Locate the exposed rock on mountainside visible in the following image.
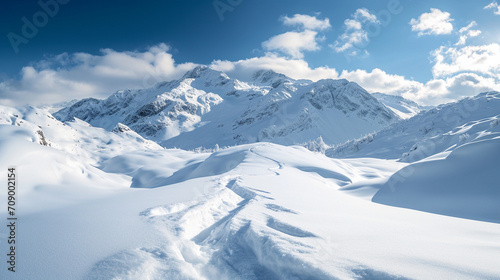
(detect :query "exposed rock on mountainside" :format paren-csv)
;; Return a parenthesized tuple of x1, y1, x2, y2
(54, 66, 398, 149)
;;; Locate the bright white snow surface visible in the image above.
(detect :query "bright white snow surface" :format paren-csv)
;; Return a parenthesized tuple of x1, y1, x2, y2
(1, 104, 500, 280)
(329, 91, 500, 162)
(371, 92, 427, 119)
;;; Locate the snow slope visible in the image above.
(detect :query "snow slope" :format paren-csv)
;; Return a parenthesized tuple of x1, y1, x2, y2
(0, 105, 164, 211)
(1, 104, 500, 280)
(54, 67, 398, 149)
(0, 105, 162, 164)
(373, 136, 500, 223)
(372, 92, 428, 119)
(328, 91, 500, 162)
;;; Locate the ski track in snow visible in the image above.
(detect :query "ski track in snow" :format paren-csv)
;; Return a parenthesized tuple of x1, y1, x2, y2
(250, 147, 284, 175)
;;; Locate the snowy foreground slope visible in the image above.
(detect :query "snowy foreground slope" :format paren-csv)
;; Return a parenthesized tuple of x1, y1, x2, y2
(373, 137, 500, 223)
(54, 67, 397, 149)
(1, 104, 500, 280)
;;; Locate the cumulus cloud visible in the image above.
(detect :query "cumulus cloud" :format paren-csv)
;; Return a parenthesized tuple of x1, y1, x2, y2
(262, 30, 322, 59)
(331, 8, 380, 56)
(3, 44, 498, 107)
(210, 53, 339, 81)
(484, 1, 500, 15)
(262, 14, 330, 59)
(281, 14, 331, 30)
(0, 44, 197, 106)
(353, 8, 378, 23)
(403, 43, 500, 104)
(2, 28, 500, 108)
(409, 8, 454, 36)
(338, 68, 500, 105)
(431, 44, 500, 78)
(406, 73, 500, 105)
(455, 21, 481, 46)
(339, 68, 423, 96)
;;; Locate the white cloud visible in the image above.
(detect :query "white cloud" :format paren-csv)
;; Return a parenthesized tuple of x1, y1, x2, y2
(339, 68, 423, 96)
(458, 21, 477, 34)
(2, 39, 500, 107)
(0, 44, 197, 106)
(281, 14, 331, 30)
(484, 1, 500, 15)
(331, 8, 380, 56)
(337, 68, 500, 105)
(407, 73, 500, 105)
(409, 8, 454, 36)
(262, 14, 330, 59)
(353, 8, 379, 23)
(468, 30, 482, 37)
(211, 53, 339, 82)
(262, 30, 322, 59)
(455, 21, 481, 46)
(455, 36, 467, 46)
(344, 19, 362, 30)
(405, 43, 500, 104)
(431, 44, 500, 78)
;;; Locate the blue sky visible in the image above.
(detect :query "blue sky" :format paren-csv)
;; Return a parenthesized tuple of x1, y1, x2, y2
(1, 0, 500, 106)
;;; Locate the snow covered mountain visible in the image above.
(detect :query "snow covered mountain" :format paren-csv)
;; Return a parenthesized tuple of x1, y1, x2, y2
(328, 91, 500, 162)
(2, 68, 499, 280)
(1, 101, 500, 280)
(54, 66, 398, 149)
(372, 92, 428, 119)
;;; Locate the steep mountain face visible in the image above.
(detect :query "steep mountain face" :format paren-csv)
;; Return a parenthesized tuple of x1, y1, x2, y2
(54, 69, 226, 142)
(327, 91, 500, 162)
(372, 92, 428, 119)
(54, 66, 398, 149)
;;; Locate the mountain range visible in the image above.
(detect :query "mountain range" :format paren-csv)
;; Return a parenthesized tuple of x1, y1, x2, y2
(2, 67, 500, 280)
(54, 66, 400, 149)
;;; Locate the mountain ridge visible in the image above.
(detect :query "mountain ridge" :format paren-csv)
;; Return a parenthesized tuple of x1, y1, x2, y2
(327, 91, 500, 162)
(54, 66, 399, 149)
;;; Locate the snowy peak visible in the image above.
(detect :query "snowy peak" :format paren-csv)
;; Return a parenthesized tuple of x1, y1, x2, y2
(372, 92, 427, 119)
(305, 80, 394, 123)
(54, 67, 399, 149)
(252, 69, 294, 85)
(181, 66, 233, 89)
(112, 123, 133, 133)
(475, 91, 500, 99)
(56, 98, 102, 122)
(163, 75, 398, 148)
(182, 65, 227, 80)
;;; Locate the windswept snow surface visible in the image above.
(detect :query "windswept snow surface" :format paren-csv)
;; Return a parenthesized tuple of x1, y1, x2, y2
(1, 96, 500, 280)
(373, 137, 500, 223)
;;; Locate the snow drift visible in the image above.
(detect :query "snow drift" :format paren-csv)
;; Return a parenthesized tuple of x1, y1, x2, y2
(373, 137, 500, 223)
